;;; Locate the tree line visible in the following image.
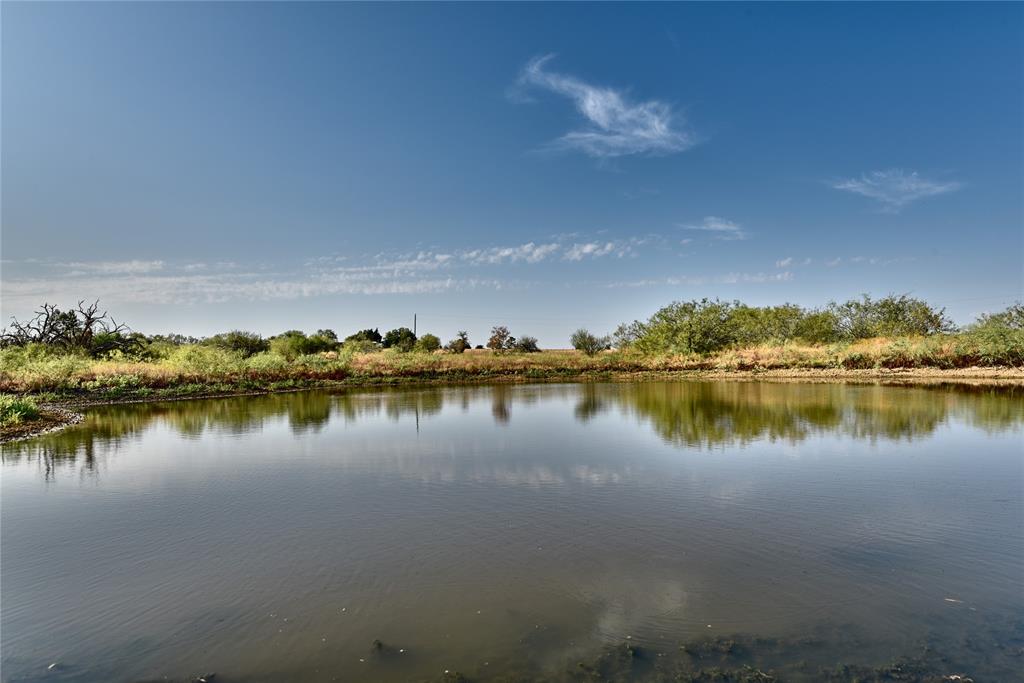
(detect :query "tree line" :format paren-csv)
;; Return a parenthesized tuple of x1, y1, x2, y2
(1, 294, 1021, 360)
(0, 301, 543, 359)
(572, 294, 1021, 355)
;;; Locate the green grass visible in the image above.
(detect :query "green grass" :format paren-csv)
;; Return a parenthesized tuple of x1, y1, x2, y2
(0, 394, 41, 426)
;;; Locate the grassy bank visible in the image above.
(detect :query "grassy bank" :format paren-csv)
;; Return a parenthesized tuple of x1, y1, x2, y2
(2, 335, 1023, 406)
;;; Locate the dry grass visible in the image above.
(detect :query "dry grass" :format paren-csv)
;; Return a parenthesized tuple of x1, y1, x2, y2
(1, 337, 1021, 399)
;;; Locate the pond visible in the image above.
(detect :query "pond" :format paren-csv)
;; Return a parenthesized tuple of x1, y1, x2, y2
(2, 382, 1022, 682)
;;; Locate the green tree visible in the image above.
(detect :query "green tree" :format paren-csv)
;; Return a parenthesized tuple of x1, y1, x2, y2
(205, 330, 270, 358)
(974, 302, 1024, 330)
(383, 327, 417, 352)
(632, 299, 738, 355)
(513, 335, 540, 353)
(269, 331, 310, 360)
(487, 326, 513, 352)
(445, 331, 471, 353)
(571, 329, 609, 356)
(414, 333, 442, 352)
(829, 294, 951, 339)
(730, 304, 805, 345)
(345, 328, 382, 345)
(794, 310, 841, 344)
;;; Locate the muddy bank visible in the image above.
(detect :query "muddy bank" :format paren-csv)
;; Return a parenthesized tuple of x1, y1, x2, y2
(21, 366, 1024, 405)
(0, 407, 83, 443)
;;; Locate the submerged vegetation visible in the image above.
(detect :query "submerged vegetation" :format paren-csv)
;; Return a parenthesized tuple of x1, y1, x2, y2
(0, 297, 1021, 403)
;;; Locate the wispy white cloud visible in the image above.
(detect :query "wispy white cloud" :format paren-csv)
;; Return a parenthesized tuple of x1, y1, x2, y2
(2, 234, 659, 310)
(680, 216, 748, 241)
(58, 259, 165, 275)
(460, 242, 560, 265)
(563, 241, 632, 261)
(720, 271, 793, 284)
(514, 54, 694, 158)
(775, 257, 812, 268)
(825, 258, 842, 267)
(1, 267, 502, 308)
(830, 169, 962, 212)
(604, 271, 791, 289)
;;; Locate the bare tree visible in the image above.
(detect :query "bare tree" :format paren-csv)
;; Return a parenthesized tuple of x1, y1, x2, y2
(1, 300, 135, 355)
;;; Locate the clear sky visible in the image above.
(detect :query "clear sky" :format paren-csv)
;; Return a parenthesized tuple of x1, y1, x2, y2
(2, 2, 1022, 346)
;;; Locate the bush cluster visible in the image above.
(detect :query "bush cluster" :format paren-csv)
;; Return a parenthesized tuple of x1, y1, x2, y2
(486, 326, 541, 353)
(613, 294, 956, 355)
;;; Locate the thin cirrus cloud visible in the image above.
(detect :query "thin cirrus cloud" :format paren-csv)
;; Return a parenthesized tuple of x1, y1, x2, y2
(58, 259, 165, 275)
(605, 271, 792, 289)
(460, 242, 561, 265)
(563, 241, 628, 261)
(775, 257, 811, 268)
(514, 54, 694, 158)
(679, 216, 748, 241)
(1, 238, 648, 309)
(829, 169, 962, 212)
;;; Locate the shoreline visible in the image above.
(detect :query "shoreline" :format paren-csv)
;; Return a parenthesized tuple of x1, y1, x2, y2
(3, 366, 1021, 444)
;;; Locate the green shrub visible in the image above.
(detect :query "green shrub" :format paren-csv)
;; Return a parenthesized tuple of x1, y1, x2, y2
(205, 330, 270, 357)
(244, 352, 291, 373)
(965, 324, 1024, 366)
(345, 328, 382, 345)
(0, 394, 41, 426)
(269, 331, 336, 359)
(829, 294, 952, 340)
(0, 346, 90, 390)
(974, 302, 1024, 330)
(631, 299, 736, 355)
(571, 329, 609, 356)
(513, 335, 540, 353)
(445, 331, 471, 354)
(167, 345, 243, 375)
(795, 310, 842, 344)
(730, 304, 805, 346)
(839, 351, 874, 369)
(343, 338, 381, 354)
(414, 333, 442, 353)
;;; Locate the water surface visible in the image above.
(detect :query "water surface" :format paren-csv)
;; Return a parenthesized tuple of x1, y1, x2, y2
(3, 382, 1022, 682)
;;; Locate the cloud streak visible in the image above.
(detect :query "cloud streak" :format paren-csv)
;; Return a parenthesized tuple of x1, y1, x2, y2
(830, 169, 962, 212)
(515, 54, 694, 158)
(680, 216, 748, 241)
(1, 236, 655, 309)
(563, 241, 629, 261)
(604, 271, 792, 289)
(59, 259, 165, 275)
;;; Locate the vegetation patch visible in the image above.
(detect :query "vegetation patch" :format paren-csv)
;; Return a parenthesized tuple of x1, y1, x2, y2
(1, 298, 1021, 402)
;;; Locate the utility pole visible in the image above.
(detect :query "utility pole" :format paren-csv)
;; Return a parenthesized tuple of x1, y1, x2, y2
(413, 314, 417, 336)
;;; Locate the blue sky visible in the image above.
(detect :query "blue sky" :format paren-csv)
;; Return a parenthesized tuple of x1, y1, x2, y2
(2, 2, 1021, 345)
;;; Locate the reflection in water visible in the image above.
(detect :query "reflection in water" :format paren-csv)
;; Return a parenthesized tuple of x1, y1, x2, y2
(607, 382, 1024, 446)
(5, 382, 1022, 475)
(2, 381, 1022, 682)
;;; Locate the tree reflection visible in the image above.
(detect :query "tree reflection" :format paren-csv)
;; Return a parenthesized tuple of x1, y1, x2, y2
(2, 383, 1021, 477)
(591, 382, 1024, 448)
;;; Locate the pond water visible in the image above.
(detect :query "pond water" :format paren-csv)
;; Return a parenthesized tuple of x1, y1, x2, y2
(2, 382, 1022, 682)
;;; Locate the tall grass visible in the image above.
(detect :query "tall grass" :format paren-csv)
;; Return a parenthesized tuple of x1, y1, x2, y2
(0, 333, 1020, 397)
